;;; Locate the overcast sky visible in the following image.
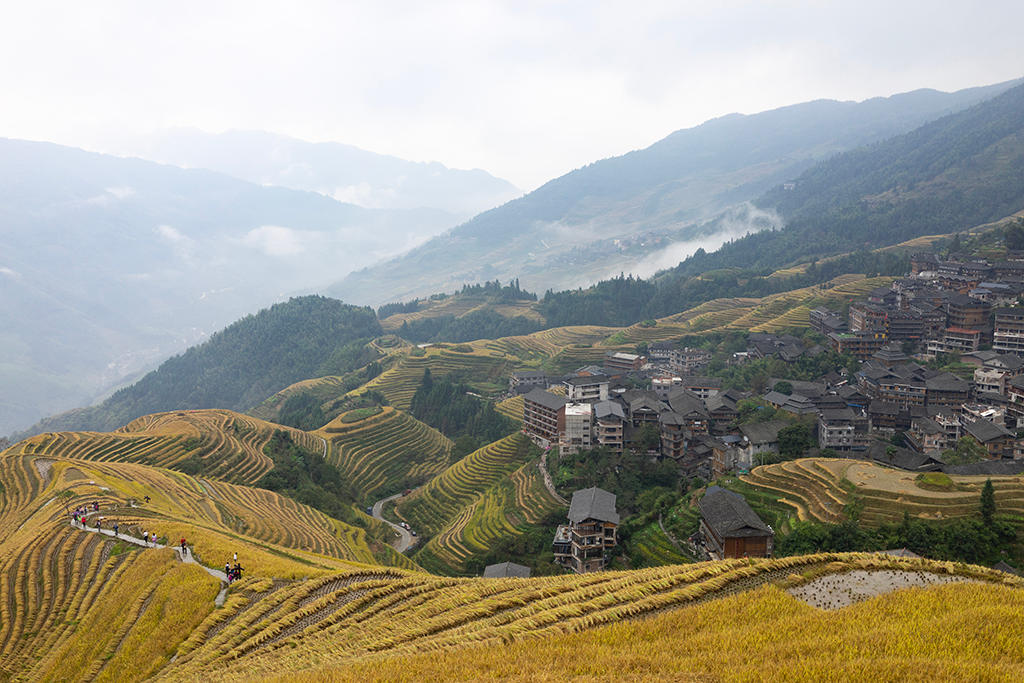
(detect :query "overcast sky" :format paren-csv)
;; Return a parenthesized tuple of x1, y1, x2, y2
(1, 1, 1022, 191)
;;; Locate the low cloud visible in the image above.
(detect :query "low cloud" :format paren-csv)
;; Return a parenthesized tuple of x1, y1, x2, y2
(0, 266, 22, 279)
(242, 225, 310, 257)
(86, 185, 136, 205)
(106, 186, 135, 199)
(154, 224, 196, 261)
(330, 183, 398, 209)
(620, 203, 784, 280)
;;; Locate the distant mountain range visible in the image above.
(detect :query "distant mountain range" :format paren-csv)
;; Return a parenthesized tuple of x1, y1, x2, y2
(102, 128, 523, 215)
(0, 139, 476, 435)
(6, 77, 1023, 438)
(326, 79, 1022, 307)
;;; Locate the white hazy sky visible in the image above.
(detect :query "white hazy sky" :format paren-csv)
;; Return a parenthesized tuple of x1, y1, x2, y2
(1, 1, 1022, 191)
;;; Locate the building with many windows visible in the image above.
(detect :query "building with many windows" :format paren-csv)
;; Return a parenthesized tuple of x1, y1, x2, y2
(554, 487, 619, 574)
(994, 308, 1024, 353)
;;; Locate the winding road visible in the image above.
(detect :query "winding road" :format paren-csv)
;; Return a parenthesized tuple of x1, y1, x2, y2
(371, 493, 415, 552)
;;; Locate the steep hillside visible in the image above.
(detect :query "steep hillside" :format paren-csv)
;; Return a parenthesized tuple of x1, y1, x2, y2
(0, 138, 461, 436)
(7, 409, 321, 487)
(670, 79, 1024, 278)
(326, 80, 1019, 306)
(2, 445, 1023, 683)
(317, 407, 453, 503)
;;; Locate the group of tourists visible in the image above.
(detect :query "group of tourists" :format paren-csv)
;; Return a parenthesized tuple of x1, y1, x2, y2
(224, 561, 244, 582)
(66, 498, 248, 588)
(69, 502, 101, 526)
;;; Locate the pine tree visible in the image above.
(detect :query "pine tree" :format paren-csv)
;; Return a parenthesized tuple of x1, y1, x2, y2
(980, 478, 996, 526)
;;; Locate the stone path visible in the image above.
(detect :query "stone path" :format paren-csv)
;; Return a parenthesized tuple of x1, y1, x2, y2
(72, 516, 230, 605)
(539, 451, 568, 505)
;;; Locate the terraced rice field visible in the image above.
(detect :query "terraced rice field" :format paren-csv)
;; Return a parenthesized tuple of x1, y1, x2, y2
(495, 395, 525, 423)
(4, 439, 1024, 683)
(355, 347, 516, 410)
(742, 457, 1024, 526)
(156, 552, 1022, 683)
(9, 410, 320, 487)
(424, 460, 562, 571)
(395, 433, 534, 537)
(0, 453, 381, 580)
(248, 375, 354, 422)
(317, 407, 453, 501)
(378, 297, 490, 332)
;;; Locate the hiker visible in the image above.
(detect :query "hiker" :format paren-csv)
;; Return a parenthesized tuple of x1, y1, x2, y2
(180, 538, 188, 556)
(151, 532, 157, 546)
(113, 522, 118, 536)
(233, 563, 243, 580)
(225, 563, 231, 581)
(144, 495, 151, 504)
(233, 551, 237, 562)
(95, 519, 101, 531)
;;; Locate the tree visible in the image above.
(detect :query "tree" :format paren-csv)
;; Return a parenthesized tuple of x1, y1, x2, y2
(980, 478, 996, 526)
(778, 423, 813, 459)
(942, 436, 988, 466)
(774, 380, 793, 396)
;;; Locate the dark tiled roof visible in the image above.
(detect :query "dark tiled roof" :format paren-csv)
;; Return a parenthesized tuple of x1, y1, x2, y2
(699, 486, 772, 538)
(943, 460, 1024, 476)
(739, 420, 789, 445)
(564, 375, 609, 387)
(482, 562, 531, 578)
(524, 387, 568, 411)
(865, 442, 944, 471)
(964, 418, 1014, 443)
(594, 401, 626, 420)
(993, 561, 1023, 577)
(682, 376, 723, 388)
(568, 487, 619, 524)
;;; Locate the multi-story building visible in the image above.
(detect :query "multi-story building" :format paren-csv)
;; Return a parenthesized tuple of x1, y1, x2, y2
(594, 401, 625, 454)
(942, 327, 982, 353)
(508, 370, 547, 395)
(963, 418, 1016, 460)
(604, 352, 645, 373)
(946, 293, 991, 330)
(849, 303, 889, 334)
(828, 331, 887, 359)
(905, 416, 948, 453)
(994, 308, 1024, 353)
(558, 403, 592, 456)
(818, 408, 871, 451)
(809, 307, 848, 335)
(973, 354, 1024, 395)
(554, 487, 619, 574)
(671, 347, 713, 373)
(522, 388, 568, 449)
(563, 376, 609, 403)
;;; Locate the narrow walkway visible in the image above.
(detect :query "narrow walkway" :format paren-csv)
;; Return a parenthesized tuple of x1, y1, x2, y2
(72, 518, 230, 605)
(539, 451, 569, 505)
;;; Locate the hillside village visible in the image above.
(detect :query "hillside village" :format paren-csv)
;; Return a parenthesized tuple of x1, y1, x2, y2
(512, 245, 1024, 570)
(5, 72, 1024, 683)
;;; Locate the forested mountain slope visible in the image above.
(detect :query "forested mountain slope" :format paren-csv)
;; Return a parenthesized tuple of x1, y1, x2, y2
(327, 80, 1019, 306)
(12, 296, 382, 439)
(669, 79, 1024, 278)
